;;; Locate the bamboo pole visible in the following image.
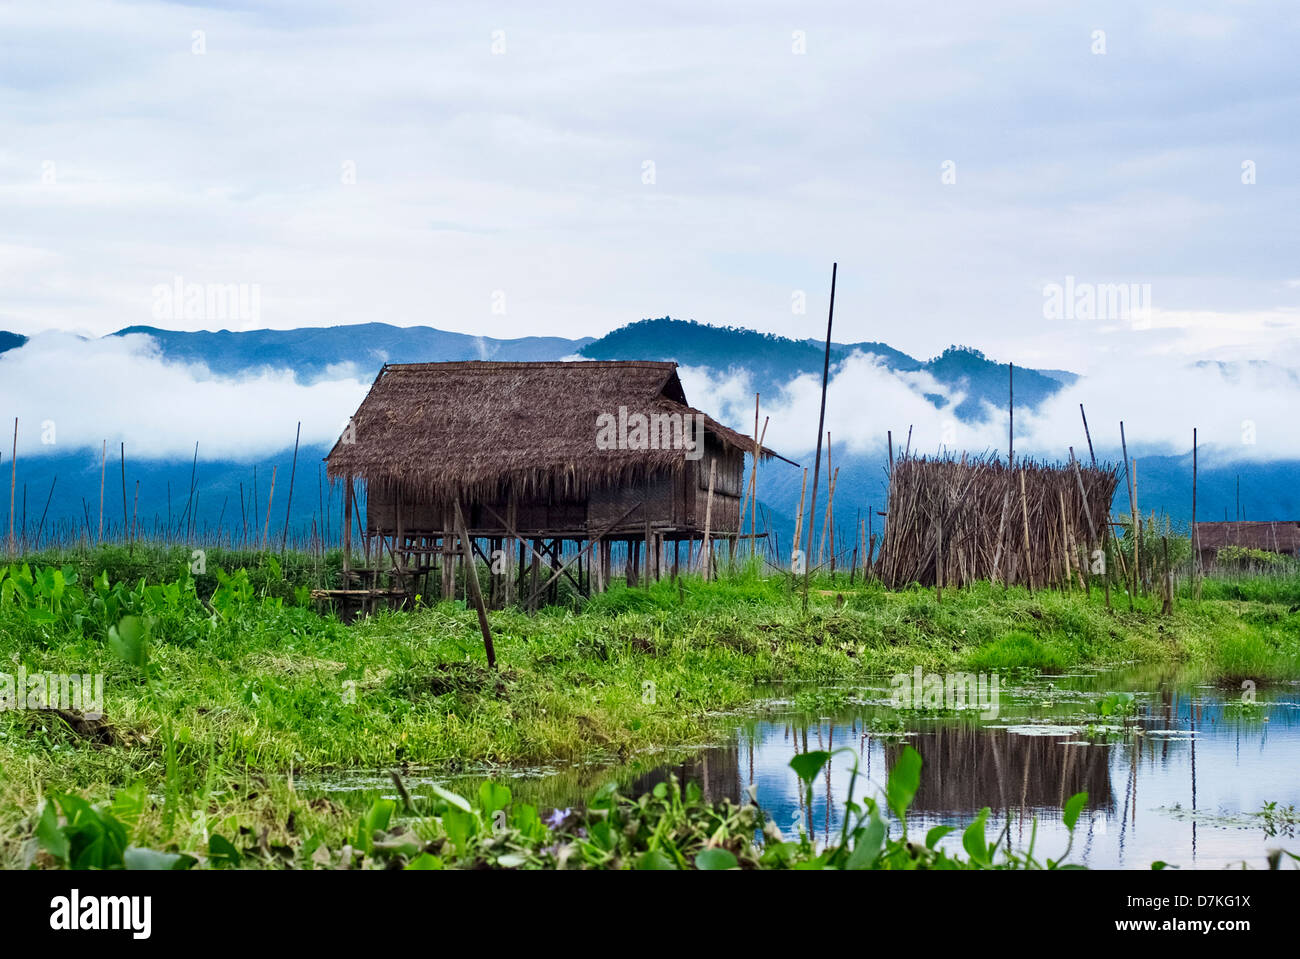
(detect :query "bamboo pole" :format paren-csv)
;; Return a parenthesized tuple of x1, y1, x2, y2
(8, 418, 16, 556)
(1008, 362, 1014, 464)
(1192, 428, 1200, 600)
(98, 440, 106, 543)
(700, 459, 716, 579)
(263, 466, 277, 548)
(33, 476, 56, 550)
(1018, 469, 1034, 593)
(118, 442, 129, 551)
(802, 262, 836, 611)
(453, 500, 496, 669)
(1133, 457, 1141, 591)
(791, 467, 808, 571)
(1079, 404, 1096, 467)
(1119, 422, 1138, 602)
(281, 421, 301, 554)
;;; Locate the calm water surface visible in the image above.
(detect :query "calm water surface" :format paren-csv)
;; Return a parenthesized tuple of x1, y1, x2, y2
(302, 667, 1300, 869)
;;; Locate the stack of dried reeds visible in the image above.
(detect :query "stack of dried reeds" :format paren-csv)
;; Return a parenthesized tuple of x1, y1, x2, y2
(875, 454, 1120, 590)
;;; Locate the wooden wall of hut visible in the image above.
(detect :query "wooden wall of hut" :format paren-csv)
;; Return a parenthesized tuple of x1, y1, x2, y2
(876, 455, 1121, 589)
(363, 437, 745, 537)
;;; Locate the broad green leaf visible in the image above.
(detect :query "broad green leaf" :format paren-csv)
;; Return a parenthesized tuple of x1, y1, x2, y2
(405, 853, 444, 870)
(109, 782, 147, 833)
(441, 807, 475, 852)
(477, 781, 511, 818)
(1062, 791, 1088, 832)
(924, 824, 955, 848)
(208, 834, 242, 867)
(962, 807, 991, 866)
(694, 847, 739, 870)
(846, 813, 886, 870)
(35, 800, 69, 864)
(637, 849, 678, 870)
(789, 750, 832, 786)
(124, 846, 195, 871)
(589, 780, 619, 809)
(108, 616, 149, 669)
(363, 798, 395, 836)
(427, 783, 472, 813)
(886, 746, 922, 820)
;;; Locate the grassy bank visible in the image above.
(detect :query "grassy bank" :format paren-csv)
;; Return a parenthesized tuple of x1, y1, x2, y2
(2, 549, 1299, 867)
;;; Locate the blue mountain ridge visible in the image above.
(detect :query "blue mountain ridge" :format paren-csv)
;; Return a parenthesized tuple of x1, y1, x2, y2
(0, 318, 1294, 549)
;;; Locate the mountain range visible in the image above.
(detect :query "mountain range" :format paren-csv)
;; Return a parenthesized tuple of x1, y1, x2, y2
(0, 318, 1294, 551)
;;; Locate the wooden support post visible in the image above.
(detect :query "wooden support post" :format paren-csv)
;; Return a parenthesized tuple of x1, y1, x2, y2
(453, 501, 496, 669)
(527, 539, 540, 611)
(505, 493, 517, 606)
(700, 459, 716, 580)
(442, 507, 456, 600)
(343, 479, 353, 585)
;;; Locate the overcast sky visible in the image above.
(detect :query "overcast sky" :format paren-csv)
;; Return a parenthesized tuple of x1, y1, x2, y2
(2, 0, 1297, 375)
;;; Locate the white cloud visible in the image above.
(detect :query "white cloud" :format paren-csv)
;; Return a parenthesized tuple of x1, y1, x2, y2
(0, 333, 369, 461)
(685, 347, 1300, 468)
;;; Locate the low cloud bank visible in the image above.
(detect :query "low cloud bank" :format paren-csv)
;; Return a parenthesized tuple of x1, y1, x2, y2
(0, 332, 369, 461)
(681, 350, 1300, 467)
(2, 332, 1296, 469)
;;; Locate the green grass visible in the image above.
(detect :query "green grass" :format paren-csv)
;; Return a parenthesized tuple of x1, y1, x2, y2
(2, 548, 1300, 868)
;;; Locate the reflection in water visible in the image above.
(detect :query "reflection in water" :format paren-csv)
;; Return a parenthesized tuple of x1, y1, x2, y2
(299, 667, 1299, 869)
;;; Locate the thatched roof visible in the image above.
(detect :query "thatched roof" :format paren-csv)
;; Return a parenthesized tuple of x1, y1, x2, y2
(1195, 520, 1300, 554)
(326, 360, 790, 502)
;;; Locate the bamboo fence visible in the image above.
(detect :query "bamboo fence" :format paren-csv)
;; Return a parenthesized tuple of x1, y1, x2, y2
(876, 454, 1121, 589)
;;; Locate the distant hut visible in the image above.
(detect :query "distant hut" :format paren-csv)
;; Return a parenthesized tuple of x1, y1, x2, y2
(1193, 520, 1300, 569)
(325, 360, 790, 608)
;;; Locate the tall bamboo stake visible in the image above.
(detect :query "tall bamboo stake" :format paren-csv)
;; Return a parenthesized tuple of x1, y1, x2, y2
(818, 433, 833, 564)
(1079, 404, 1096, 467)
(1119, 421, 1137, 601)
(263, 466, 277, 548)
(1008, 362, 1014, 464)
(8, 418, 16, 555)
(1192, 428, 1200, 600)
(98, 440, 106, 543)
(1133, 457, 1141, 591)
(119, 442, 129, 551)
(281, 421, 301, 554)
(802, 262, 836, 612)
(791, 467, 808, 572)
